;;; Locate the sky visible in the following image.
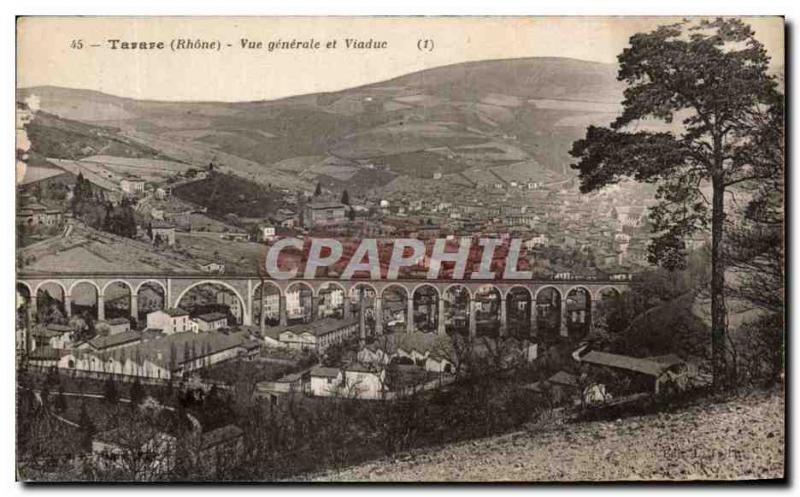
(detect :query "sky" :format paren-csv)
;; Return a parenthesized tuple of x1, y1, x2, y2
(17, 16, 784, 102)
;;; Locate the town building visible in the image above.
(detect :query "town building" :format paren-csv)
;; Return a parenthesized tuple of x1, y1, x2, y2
(357, 332, 454, 373)
(120, 175, 146, 195)
(28, 346, 63, 368)
(149, 221, 176, 246)
(265, 317, 359, 354)
(303, 201, 347, 228)
(258, 224, 276, 241)
(30, 323, 73, 350)
(574, 346, 689, 396)
(146, 308, 192, 335)
(308, 366, 342, 397)
(216, 293, 241, 322)
(199, 261, 225, 274)
(194, 312, 227, 332)
(78, 330, 143, 353)
(220, 232, 249, 242)
(16, 202, 63, 227)
(106, 317, 131, 335)
(317, 286, 344, 317)
(59, 330, 261, 380)
(308, 363, 442, 400)
(254, 372, 305, 401)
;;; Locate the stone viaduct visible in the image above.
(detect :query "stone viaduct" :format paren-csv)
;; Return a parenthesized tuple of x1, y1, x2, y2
(17, 272, 630, 339)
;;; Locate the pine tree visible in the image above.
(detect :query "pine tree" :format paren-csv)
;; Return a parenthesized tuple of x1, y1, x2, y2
(340, 189, 350, 205)
(314, 183, 322, 196)
(569, 19, 782, 387)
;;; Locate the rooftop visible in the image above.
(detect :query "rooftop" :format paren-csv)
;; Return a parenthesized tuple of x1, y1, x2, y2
(276, 317, 358, 338)
(195, 312, 228, 323)
(155, 307, 190, 318)
(580, 350, 676, 377)
(310, 366, 340, 378)
(87, 330, 142, 351)
(308, 201, 346, 210)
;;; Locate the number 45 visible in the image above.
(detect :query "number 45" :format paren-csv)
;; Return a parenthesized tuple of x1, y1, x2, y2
(70, 39, 83, 49)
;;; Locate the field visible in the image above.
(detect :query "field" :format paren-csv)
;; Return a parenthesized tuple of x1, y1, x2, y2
(490, 161, 563, 185)
(378, 150, 469, 178)
(18, 161, 69, 186)
(81, 155, 194, 182)
(174, 232, 264, 271)
(121, 130, 309, 191)
(18, 223, 199, 273)
(331, 123, 486, 159)
(45, 158, 122, 192)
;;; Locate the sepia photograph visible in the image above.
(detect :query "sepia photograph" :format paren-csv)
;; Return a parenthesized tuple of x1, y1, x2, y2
(14, 15, 785, 483)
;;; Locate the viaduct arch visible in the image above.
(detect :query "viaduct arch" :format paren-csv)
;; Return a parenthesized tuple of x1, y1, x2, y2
(17, 272, 629, 339)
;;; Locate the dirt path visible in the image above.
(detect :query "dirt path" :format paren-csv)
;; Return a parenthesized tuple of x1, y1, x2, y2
(313, 390, 784, 482)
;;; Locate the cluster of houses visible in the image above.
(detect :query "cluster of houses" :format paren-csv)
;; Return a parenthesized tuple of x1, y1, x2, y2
(261, 317, 360, 355)
(55, 329, 260, 381)
(26, 306, 261, 382)
(16, 198, 64, 228)
(256, 331, 539, 402)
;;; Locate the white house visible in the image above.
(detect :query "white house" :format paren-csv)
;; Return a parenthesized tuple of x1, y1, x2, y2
(284, 288, 306, 320)
(525, 234, 549, 249)
(200, 261, 225, 274)
(146, 308, 192, 335)
(338, 364, 385, 399)
(308, 366, 342, 397)
(120, 175, 146, 195)
(259, 225, 276, 241)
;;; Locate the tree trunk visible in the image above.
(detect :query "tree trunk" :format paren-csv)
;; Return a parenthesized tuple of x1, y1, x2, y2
(711, 173, 728, 388)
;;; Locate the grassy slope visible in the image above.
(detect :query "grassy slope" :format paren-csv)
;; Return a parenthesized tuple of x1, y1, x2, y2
(25, 111, 171, 161)
(313, 389, 784, 482)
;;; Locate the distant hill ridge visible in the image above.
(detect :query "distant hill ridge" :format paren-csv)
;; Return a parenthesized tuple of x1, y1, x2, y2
(18, 57, 627, 187)
(19, 56, 623, 105)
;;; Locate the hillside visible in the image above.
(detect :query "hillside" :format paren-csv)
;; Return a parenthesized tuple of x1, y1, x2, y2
(18, 57, 625, 192)
(312, 389, 784, 482)
(23, 110, 171, 161)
